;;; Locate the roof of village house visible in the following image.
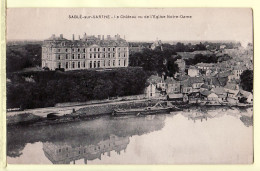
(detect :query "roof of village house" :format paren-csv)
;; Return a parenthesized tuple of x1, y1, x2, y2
(217, 77, 228, 86)
(188, 66, 198, 70)
(237, 89, 252, 98)
(180, 77, 204, 87)
(232, 65, 248, 71)
(175, 58, 185, 63)
(165, 77, 179, 84)
(201, 83, 211, 89)
(208, 93, 218, 98)
(189, 77, 204, 83)
(176, 74, 190, 81)
(216, 70, 232, 78)
(196, 63, 215, 67)
(224, 83, 238, 90)
(146, 75, 164, 84)
(168, 93, 183, 99)
(200, 90, 213, 96)
(211, 87, 226, 95)
(204, 76, 227, 87)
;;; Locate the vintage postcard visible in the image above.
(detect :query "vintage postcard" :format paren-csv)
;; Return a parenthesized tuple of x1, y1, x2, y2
(6, 8, 253, 164)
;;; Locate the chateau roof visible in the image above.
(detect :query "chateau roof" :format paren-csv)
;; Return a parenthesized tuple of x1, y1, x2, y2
(43, 34, 128, 47)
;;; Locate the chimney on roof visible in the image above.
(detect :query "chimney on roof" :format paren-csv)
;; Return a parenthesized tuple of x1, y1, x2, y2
(107, 35, 110, 39)
(78, 35, 81, 40)
(60, 34, 63, 39)
(102, 35, 104, 40)
(51, 34, 55, 38)
(98, 35, 101, 40)
(84, 33, 87, 39)
(72, 34, 75, 41)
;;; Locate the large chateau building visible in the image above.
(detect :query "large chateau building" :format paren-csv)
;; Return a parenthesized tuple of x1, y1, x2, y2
(42, 33, 129, 71)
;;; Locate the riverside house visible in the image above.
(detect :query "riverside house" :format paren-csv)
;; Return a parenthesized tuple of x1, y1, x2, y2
(165, 77, 181, 94)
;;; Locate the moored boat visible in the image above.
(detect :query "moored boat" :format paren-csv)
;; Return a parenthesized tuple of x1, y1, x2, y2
(113, 106, 171, 116)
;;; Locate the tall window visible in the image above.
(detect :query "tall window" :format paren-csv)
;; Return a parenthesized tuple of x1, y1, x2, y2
(83, 61, 85, 68)
(90, 61, 92, 68)
(83, 48, 86, 52)
(78, 48, 80, 52)
(83, 54, 86, 59)
(72, 54, 75, 59)
(94, 61, 96, 68)
(108, 60, 110, 66)
(118, 60, 120, 66)
(124, 60, 126, 66)
(65, 49, 68, 52)
(72, 48, 75, 52)
(90, 54, 92, 58)
(78, 54, 80, 59)
(97, 54, 100, 58)
(72, 62, 75, 68)
(66, 62, 68, 69)
(65, 54, 68, 59)
(78, 62, 80, 68)
(98, 61, 100, 68)
(103, 48, 106, 51)
(57, 55, 60, 60)
(113, 60, 115, 66)
(94, 54, 96, 58)
(58, 62, 61, 68)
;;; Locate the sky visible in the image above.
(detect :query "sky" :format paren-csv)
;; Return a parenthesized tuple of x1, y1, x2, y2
(7, 8, 253, 46)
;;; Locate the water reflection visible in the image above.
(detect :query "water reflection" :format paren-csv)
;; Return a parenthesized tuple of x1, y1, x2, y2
(7, 115, 166, 160)
(43, 135, 130, 164)
(7, 107, 253, 164)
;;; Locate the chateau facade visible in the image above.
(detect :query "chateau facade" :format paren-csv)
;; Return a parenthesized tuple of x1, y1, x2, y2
(42, 33, 129, 71)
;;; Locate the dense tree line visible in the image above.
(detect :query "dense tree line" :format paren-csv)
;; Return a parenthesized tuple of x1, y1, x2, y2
(240, 70, 253, 92)
(184, 54, 219, 65)
(129, 48, 179, 77)
(7, 68, 152, 109)
(129, 42, 208, 76)
(6, 44, 42, 72)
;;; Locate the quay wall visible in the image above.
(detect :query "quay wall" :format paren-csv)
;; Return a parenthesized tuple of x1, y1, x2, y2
(7, 99, 160, 125)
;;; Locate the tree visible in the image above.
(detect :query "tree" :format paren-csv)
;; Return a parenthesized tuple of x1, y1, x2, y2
(240, 70, 253, 92)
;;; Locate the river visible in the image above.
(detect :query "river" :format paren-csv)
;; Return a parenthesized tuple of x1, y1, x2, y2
(7, 106, 253, 164)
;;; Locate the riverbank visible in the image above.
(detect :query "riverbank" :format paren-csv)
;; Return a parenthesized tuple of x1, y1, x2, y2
(7, 98, 161, 126)
(6, 98, 253, 126)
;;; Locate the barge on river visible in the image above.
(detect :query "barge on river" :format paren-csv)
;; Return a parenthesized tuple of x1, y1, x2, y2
(112, 101, 177, 116)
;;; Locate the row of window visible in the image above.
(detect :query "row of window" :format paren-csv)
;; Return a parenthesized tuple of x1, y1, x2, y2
(58, 59, 127, 69)
(56, 53, 127, 60)
(47, 47, 127, 53)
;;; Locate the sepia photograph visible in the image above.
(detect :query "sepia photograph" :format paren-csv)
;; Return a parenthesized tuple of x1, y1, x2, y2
(6, 8, 253, 164)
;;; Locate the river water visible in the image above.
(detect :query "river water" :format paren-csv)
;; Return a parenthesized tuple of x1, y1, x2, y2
(7, 106, 253, 164)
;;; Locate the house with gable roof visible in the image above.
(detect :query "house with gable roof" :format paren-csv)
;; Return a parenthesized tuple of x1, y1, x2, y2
(165, 77, 181, 94)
